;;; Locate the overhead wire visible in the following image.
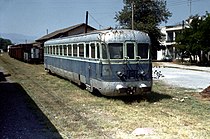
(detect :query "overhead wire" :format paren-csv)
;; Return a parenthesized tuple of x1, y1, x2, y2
(166, 0, 204, 7)
(88, 12, 105, 29)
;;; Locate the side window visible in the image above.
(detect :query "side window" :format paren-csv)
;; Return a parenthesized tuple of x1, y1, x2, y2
(68, 44, 72, 56)
(54, 46, 56, 55)
(56, 46, 59, 55)
(50, 46, 54, 55)
(47, 46, 49, 54)
(53, 46, 55, 55)
(102, 43, 107, 59)
(64, 45, 67, 56)
(60, 45, 63, 56)
(52, 46, 55, 55)
(126, 43, 134, 59)
(86, 44, 89, 58)
(138, 43, 149, 59)
(90, 43, 95, 58)
(48, 46, 52, 54)
(44, 46, 47, 54)
(79, 44, 84, 57)
(73, 44, 77, 57)
(96, 43, 100, 59)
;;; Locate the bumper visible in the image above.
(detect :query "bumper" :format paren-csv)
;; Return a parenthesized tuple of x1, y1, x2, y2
(92, 80, 152, 96)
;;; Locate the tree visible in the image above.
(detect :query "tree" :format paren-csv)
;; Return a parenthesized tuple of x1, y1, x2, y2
(175, 13, 210, 64)
(115, 0, 172, 59)
(0, 38, 13, 52)
(199, 13, 210, 54)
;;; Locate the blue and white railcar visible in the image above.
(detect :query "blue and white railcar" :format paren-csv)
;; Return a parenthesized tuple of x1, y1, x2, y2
(44, 29, 152, 96)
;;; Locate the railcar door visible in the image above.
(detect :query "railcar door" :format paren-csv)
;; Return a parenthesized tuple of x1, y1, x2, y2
(85, 42, 101, 85)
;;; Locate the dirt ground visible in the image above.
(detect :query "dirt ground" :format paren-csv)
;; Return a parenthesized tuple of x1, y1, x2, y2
(0, 53, 210, 139)
(200, 85, 210, 99)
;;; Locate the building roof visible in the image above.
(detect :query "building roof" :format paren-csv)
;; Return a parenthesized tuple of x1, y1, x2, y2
(36, 23, 96, 42)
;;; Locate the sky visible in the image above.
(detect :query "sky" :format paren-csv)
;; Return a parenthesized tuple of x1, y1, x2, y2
(0, 0, 210, 38)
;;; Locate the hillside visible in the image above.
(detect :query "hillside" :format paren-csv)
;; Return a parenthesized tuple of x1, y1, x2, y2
(0, 33, 38, 44)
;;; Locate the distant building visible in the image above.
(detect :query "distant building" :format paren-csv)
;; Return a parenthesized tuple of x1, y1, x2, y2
(158, 24, 186, 61)
(159, 17, 210, 63)
(36, 23, 96, 47)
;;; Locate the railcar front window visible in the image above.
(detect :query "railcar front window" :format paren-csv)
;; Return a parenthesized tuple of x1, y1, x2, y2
(126, 43, 134, 59)
(138, 43, 149, 59)
(108, 43, 123, 59)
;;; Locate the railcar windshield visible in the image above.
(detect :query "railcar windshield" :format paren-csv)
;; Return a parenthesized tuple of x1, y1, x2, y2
(126, 43, 135, 59)
(137, 43, 149, 59)
(108, 43, 123, 59)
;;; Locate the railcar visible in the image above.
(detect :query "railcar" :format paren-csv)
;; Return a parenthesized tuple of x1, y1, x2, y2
(44, 29, 152, 96)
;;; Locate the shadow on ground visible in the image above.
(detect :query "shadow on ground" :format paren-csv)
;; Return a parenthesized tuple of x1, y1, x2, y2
(0, 72, 62, 139)
(105, 91, 173, 104)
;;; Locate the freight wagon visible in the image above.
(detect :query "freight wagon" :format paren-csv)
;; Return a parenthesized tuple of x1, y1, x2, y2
(9, 43, 43, 63)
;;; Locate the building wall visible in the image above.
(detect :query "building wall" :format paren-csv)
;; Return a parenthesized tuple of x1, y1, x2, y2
(67, 26, 94, 36)
(159, 25, 183, 61)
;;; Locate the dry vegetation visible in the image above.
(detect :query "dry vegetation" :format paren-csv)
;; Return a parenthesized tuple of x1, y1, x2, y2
(0, 53, 209, 139)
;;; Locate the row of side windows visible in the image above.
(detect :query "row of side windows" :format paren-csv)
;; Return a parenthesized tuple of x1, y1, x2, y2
(44, 42, 100, 59)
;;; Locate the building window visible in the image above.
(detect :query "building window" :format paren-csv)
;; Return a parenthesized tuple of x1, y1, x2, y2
(167, 31, 173, 42)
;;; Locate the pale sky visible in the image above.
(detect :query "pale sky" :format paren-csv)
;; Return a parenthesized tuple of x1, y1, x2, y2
(0, 0, 210, 37)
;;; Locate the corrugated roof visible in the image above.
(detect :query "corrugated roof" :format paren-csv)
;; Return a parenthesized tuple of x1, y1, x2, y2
(36, 23, 96, 42)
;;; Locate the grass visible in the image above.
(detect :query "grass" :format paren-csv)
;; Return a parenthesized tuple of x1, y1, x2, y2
(0, 53, 209, 139)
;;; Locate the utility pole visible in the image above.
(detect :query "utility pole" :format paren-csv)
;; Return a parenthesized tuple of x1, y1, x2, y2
(188, 0, 192, 16)
(85, 11, 88, 33)
(131, 2, 134, 30)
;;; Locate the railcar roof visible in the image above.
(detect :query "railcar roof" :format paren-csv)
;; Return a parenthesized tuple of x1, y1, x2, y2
(44, 29, 150, 45)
